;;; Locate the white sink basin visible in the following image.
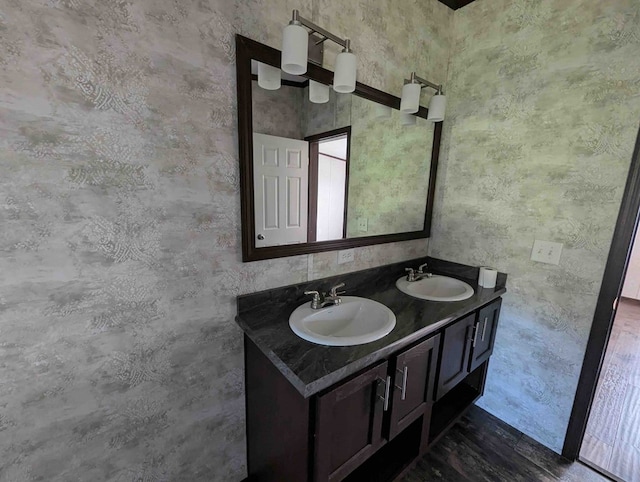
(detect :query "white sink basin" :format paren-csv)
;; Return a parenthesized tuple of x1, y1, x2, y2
(396, 275, 474, 302)
(289, 296, 396, 346)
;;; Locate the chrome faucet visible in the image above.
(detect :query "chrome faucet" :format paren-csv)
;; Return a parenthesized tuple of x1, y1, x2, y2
(405, 263, 432, 282)
(304, 282, 346, 309)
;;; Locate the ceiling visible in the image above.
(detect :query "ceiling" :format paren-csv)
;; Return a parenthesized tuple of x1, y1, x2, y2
(437, 0, 478, 9)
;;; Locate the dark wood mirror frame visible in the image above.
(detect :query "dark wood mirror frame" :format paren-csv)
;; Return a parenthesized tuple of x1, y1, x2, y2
(236, 34, 442, 262)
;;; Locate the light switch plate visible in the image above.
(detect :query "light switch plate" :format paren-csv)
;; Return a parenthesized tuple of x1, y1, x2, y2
(531, 239, 563, 265)
(357, 217, 368, 232)
(337, 249, 355, 264)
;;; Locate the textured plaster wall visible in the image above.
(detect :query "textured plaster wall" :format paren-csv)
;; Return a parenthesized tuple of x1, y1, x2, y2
(0, 0, 452, 480)
(429, 0, 640, 452)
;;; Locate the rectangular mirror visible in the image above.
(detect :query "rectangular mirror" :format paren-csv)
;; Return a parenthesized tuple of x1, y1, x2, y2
(237, 35, 442, 261)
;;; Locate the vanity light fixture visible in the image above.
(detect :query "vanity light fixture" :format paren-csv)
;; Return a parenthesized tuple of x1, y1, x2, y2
(282, 9, 357, 93)
(400, 72, 447, 122)
(309, 80, 330, 103)
(257, 62, 281, 90)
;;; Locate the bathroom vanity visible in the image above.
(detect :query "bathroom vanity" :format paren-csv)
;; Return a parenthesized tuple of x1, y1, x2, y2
(234, 36, 506, 481)
(236, 257, 506, 482)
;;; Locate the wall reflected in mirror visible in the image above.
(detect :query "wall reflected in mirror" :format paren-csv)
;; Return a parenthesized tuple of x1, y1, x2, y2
(347, 95, 434, 238)
(250, 59, 434, 248)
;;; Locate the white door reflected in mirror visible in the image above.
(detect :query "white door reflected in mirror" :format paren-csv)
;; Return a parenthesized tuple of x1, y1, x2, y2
(253, 133, 309, 247)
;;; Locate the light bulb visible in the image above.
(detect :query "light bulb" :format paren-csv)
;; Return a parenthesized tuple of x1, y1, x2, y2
(333, 50, 356, 93)
(309, 80, 330, 104)
(282, 22, 308, 75)
(400, 83, 421, 114)
(257, 62, 281, 90)
(427, 93, 447, 122)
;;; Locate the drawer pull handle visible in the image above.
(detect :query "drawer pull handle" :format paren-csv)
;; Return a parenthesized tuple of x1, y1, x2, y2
(395, 366, 408, 401)
(377, 376, 391, 411)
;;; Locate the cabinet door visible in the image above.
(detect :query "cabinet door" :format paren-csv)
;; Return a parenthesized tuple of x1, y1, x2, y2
(435, 314, 475, 401)
(469, 298, 502, 373)
(387, 334, 440, 441)
(314, 361, 388, 482)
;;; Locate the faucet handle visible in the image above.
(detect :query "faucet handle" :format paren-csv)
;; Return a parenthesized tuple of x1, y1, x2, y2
(304, 290, 322, 309)
(418, 263, 429, 274)
(329, 283, 346, 297)
(405, 268, 416, 282)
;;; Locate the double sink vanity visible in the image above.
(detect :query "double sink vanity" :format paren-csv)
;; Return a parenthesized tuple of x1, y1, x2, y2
(234, 32, 506, 482)
(236, 256, 506, 482)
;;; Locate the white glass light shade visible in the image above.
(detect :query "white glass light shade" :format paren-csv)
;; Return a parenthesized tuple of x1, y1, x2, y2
(427, 93, 447, 122)
(400, 113, 417, 126)
(400, 83, 421, 114)
(309, 80, 330, 104)
(333, 51, 357, 93)
(282, 23, 308, 75)
(375, 104, 392, 119)
(257, 62, 281, 90)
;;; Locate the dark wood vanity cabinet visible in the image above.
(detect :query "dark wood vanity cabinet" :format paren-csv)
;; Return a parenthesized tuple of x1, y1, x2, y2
(314, 334, 441, 481)
(434, 313, 475, 400)
(244, 297, 502, 482)
(435, 298, 501, 400)
(386, 334, 440, 442)
(314, 361, 388, 481)
(425, 298, 502, 447)
(469, 298, 501, 372)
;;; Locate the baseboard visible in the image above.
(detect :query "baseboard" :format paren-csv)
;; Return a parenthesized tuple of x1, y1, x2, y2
(579, 457, 622, 482)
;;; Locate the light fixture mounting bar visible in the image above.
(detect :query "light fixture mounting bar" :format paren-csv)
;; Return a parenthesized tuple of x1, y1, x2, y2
(291, 9, 350, 51)
(406, 72, 442, 93)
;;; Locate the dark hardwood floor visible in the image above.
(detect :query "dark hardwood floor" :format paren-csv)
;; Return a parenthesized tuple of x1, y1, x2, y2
(580, 298, 640, 482)
(401, 405, 610, 482)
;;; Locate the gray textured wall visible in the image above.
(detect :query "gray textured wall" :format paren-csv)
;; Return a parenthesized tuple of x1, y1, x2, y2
(430, 0, 640, 452)
(0, 0, 452, 480)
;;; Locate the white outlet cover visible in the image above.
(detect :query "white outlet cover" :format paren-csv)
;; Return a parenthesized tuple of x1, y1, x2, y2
(531, 239, 563, 265)
(357, 217, 368, 232)
(337, 249, 355, 264)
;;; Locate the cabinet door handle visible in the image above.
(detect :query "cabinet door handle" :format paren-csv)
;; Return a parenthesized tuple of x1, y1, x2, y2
(481, 317, 488, 341)
(472, 323, 479, 348)
(377, 375, 391, 411)
(395, 366, 408, 401)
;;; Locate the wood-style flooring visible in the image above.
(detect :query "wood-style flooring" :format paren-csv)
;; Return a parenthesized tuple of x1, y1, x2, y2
(401, 405, 609, 482)
(581, 297, 640, 482)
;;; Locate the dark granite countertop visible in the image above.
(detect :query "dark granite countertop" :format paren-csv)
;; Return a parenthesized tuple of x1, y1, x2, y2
(236, 256, 506, 398)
